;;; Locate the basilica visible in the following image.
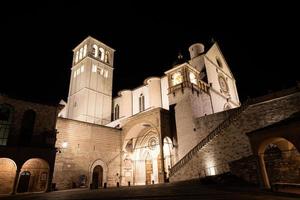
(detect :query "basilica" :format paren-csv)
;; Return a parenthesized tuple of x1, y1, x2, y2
(53, 36, 300, 190)
(53, 36, 241, 188)
(1, 36, 299, 194)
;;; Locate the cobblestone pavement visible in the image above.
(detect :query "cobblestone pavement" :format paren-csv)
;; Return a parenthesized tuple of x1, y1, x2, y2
(1, 182, 299, 200)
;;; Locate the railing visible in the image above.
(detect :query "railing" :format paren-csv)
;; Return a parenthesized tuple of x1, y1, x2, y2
(168, 80, 209, 94)
(169, 98, 253, 177)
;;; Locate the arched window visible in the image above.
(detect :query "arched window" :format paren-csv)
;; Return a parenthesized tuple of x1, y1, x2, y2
(93, 44, 98, 58)
(105, 51, 110, 64)
(224, 103, 231, 111)
(216, 57, 223, 68)
(0, 104, 14, 146)
(83, 45, 87, 57)
(20, 110, 36, 146)
(99, 48, 105, 61)
(114, 105, 119, 120)
(75, 51, 79, 63)
(139, 94, 145, 112)
(79, 48, 83, 60)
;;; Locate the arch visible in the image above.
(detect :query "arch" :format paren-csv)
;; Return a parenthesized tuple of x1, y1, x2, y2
(20, 109, 36, 145)
(114, 104, 119, 120)
(139, 94, 145, 112)
(92, 44, 98, 58)
(257, 137, 300, 189)
(224, 103, 231, 111)
(131, 129, 160, 185)
(105, 51, 110, 64)
(79, 47, 83, 60)
(83, 44, 87, 57)
(75, 51, 79, 63)
(0, 104, 14, 146)
(216, 57, 223, 68)
(91, 165, 103, 188)
(0, 158, 17, 194)
(89, 159, 108, 187)
(99, 47, 105, 61)
(17, 158, 50, 193)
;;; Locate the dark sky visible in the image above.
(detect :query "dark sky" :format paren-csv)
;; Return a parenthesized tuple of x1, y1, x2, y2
(0, 1, 299, 104)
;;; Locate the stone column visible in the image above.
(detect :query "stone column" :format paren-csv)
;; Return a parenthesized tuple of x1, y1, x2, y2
(159, 136, 165, 183)
(12, 168, 20, 194)
(258, 154, 270, 189)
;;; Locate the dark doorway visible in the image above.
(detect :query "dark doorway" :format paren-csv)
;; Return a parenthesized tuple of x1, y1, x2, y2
(92, 165, 103, 188)
(17, 171, 31, 193)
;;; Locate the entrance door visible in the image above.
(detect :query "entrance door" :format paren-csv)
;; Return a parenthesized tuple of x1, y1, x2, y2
(145, 160, 152, 185)
(17, 171, 31, 193)
(92, 165, 103, 188)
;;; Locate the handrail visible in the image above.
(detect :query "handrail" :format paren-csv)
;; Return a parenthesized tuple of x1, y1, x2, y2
(169, 98, 253, 177)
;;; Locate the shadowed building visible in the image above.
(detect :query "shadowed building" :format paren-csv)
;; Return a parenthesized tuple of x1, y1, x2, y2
(0, 95, 60, 194)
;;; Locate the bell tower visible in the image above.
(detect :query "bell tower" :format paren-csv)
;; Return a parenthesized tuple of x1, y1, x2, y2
(66, 36, 115, 125)
(165, 62, 213, 118)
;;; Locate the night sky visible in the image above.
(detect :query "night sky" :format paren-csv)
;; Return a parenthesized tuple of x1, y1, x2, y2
(1, 1, 299, 105)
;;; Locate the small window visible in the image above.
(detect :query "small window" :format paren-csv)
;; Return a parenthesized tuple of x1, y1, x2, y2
(93, 44, 98, 57)
(104, 70, 108, 78)
(92, 65, 97, 72)
(139, 94, 145, 112)
(83, 45, 87, 57)
(114, 104, 119, 120)
(73, 71, 77, 78)
(76, 68, 80, 76)
(105, 51, 110, 63)
(75, 51, 79, 63)
(0, 104, 13, 146)
(99, 48, 105, 61)
(79, 48, 83, 59)
(216, 57, 223, 68)
(81, 65, 84, 73)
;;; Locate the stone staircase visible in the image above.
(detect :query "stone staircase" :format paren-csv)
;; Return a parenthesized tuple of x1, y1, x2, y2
(169, 98, 253, 177)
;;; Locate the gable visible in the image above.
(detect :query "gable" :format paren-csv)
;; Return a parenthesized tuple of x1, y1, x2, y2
(205, 42, 234, 78)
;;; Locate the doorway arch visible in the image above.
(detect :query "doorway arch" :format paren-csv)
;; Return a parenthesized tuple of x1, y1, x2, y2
(258, 137, 300, 189)
(17, 158, 49, 193)
(17, 171, 31, 193)
(0, 158, 17, 194)
(89, 159, 107, 187)
(92, 165, 103, 188)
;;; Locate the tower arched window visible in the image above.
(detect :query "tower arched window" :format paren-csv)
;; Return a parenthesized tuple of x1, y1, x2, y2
(93, 44, 98, 58)
(114, 104, 119, 120)
(0, 104, 14, 146)
(79, 48, 83, 59)
(105, 51, 110, 64)
(75, 51, 79, 63)
(99, 48, 105, 61)
(20, 109, 36, 146)
(139, 94, 145, 112)
(83, 44, 87, 57)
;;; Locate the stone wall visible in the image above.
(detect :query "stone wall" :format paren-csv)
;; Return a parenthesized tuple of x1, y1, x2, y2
(265, 149, 300, 184)
(229, 155, 260, 184)
(170, 91, 300, 182)
(53, 118, 121, 189)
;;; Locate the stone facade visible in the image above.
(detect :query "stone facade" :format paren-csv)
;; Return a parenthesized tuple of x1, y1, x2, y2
(53, 118, 121, 189)
(170, 89, 300, 182)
